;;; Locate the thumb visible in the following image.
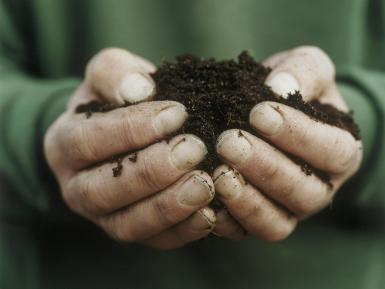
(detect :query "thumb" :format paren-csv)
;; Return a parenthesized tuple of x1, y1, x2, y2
(85, 47, 156, 104)
(263, 46, 335, 102)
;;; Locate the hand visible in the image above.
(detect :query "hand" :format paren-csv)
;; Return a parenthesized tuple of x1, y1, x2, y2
(45, 48, 215, 250)
(212, 46, 363, 242)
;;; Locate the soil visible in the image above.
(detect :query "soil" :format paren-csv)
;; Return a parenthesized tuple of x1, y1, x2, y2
(76, 100, 128, 118)
(76, 52, 360, 184)
(152, 51, 360, 183)
(111, 156, 123, 177)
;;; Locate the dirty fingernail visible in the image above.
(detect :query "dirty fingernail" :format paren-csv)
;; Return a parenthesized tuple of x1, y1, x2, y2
(177, 175, 214, 206)
(265, 72, 299, 98)
(154, 103, 188, 136)
(171, 135, 207, 170)
(214, 169, 243, 200)
(190, 208, 216, 230)
(216, 130, 251, 165)
(249, 103, 283, 136)
(119, 72, 155, 103)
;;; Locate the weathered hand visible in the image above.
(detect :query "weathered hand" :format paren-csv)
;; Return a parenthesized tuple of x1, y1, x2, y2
(212, 46, 363, 241)
(44, 48, 215, 250)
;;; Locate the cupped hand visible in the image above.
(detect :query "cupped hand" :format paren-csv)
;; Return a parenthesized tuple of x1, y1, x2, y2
(44, 48, 215, 250)
(212, 46, 363, 242)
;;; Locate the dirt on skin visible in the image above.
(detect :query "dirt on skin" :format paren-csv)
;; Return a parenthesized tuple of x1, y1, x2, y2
(76, 52, 360, 184)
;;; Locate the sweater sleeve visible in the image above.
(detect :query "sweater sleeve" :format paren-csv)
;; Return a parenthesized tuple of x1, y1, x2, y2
(0, 56, 81, 221)
(337, 67, 385, 210)
(0, 3, 81, 222)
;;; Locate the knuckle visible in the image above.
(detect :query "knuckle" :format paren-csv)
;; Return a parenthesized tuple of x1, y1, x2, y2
(95, 47, 125, 64)
(327, 134, 358, 173)
(235, 191, 265, 224)
(260, 155, 280, 180)
(65, 123, 98, 162)
(44, 117, 71, 168)
(62, 177, 80, 207)
(294, 46, 329, 62)
(110, 227, 135, 243)
(118, 113, 140, 147)
(138, 157, 168, 191)
(65, 174, 111, 217)
(89, 48, 138, 75)
(294, 46, 335, 78)
(64, 175, 93, 215)
(294, 190, 331, 217)
(103, 215, 136, 243)
(153, 197, 178, 228)
(263, 220, 297, 243)
(61, 186, 78, 213)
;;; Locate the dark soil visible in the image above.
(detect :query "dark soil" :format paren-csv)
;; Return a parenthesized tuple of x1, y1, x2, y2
(76, 52, 360, 184)
(76, 100, 128, 118)
(152, 52, 360, 182)
(111, 156, 123, 177)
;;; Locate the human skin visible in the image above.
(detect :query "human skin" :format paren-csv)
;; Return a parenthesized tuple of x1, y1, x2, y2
(213, 46, 363, 241)
(44, 46, 362, 248)
(44, 48, 216, 250)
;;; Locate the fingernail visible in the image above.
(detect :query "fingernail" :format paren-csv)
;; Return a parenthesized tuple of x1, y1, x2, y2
(249, 103, 283, 135)
(214, 170, 243, 200)
(119, 72, 155, 103)
(171, 135, 207, 170)
(216, 130, 251, 165)
(177, 175, 214, 206)
(191, 208, 216, 230)
(153, 104, 188, 136)
(265, 72, 299, 98)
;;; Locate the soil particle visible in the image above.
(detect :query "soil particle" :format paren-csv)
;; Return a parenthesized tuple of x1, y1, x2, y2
(128, 152, 138, 163)
(111, 157, 123, 177)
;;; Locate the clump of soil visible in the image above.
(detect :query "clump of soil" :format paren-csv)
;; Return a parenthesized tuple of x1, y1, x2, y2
(152, 52, 360, 182)
(111, 156, 123, 177)
(76, 52, 360, 183)
(76, 100, 127, 118)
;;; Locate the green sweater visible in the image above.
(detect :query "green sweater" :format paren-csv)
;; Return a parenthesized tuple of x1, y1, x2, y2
(0, 0, 384, 288)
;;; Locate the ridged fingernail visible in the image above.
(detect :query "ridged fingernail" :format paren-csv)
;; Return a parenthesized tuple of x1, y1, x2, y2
(191, 208, 216, 230)
(171, 135, 207, 170)
(249, 103, 283, 135)
(153, 104, 188, 136)
(216, 130, 251, 165)
(265, 72, 299, 98)
(214, 170, 243, 200)
(119, 72, 155, 103)
(177, 175, 214, 206)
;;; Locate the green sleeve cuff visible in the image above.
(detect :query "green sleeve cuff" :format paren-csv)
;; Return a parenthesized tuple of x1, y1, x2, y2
(336, 68, 385, 208)
(0, 77, 80, 220)
(337, 82, 375, 165)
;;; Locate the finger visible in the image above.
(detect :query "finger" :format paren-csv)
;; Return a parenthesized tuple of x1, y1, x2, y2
(65, 135, 207, 216)
(263, 50, 290, 69)
(216, 130, 333, 217)
(99, 172, 214, 242)
(213, 165, 297, 242)
(142, 207, 215, 250)
(249, 101, 361, 174)
(131, 53, 157, 74)
(86, 47, 156, 104)
(319, 84, 349, 112)
(63, 101, 187, 166)
(264, 46, 335, 101)
(213, 210, 247, 241)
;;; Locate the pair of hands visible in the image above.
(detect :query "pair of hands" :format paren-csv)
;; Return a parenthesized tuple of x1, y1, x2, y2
(44, 46, 362, 249)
